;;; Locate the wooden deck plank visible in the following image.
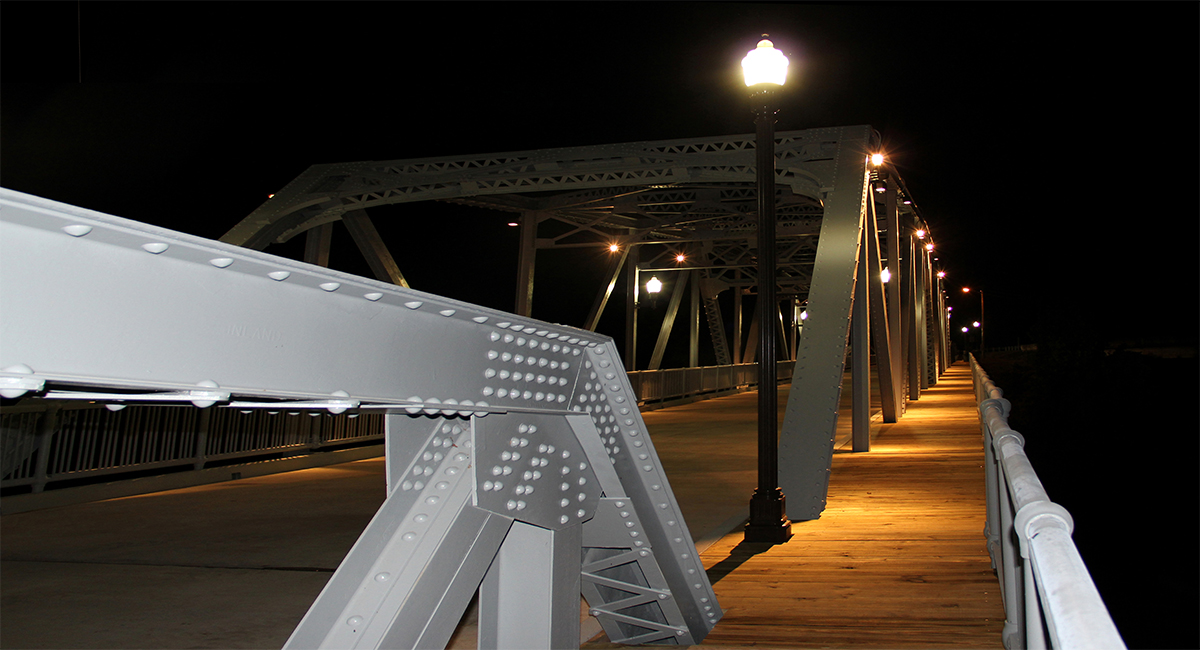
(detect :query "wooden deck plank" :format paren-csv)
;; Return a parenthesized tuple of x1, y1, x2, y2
(694, 363, 1006, 648)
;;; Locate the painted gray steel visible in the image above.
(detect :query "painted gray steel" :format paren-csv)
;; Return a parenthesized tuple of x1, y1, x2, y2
(0, 188, 718, 648)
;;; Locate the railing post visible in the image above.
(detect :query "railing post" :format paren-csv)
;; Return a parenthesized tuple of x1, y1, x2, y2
(193, 408, 212, 470)
(31, 403, 61, 494)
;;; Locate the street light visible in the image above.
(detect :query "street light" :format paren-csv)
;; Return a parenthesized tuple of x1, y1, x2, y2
(961, 287, 986, 351)
(645, 276, 663, 294)
(742, 34, 792, 544)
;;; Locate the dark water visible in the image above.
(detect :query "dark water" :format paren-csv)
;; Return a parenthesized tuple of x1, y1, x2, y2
(976, 348, 1199, 650)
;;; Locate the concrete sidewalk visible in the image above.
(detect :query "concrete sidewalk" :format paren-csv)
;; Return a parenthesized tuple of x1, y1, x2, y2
(2, 385, 814, 649)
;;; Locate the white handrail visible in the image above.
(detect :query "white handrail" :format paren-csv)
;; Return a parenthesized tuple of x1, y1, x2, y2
(971, 355, 1125, 650)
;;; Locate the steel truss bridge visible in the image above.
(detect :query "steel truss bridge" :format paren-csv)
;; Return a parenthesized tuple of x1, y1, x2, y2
(2, 124, 953, 649)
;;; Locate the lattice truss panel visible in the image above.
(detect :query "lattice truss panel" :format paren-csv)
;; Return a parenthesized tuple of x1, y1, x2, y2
(219, 128, 918, 296)
(0, 189, 718, 649)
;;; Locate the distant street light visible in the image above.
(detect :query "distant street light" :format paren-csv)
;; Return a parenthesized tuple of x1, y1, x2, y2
(961, 287, 986, 351)
(742, 35, 792, 544)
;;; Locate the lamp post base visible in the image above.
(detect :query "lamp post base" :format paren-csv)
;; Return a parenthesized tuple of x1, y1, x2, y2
(744, 487, 793, 543)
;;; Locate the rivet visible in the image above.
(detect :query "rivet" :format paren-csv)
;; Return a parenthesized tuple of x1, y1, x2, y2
(473, 316, 489, 323)
(364, 292, 383, 301)
(404, 301, 423, 309)
(142, 242, 169, 254)
(439, 309, 456, 317)
(268, 271, 291, 281)
(319, 282, 341, 292)
(374, 572, 390, 583)
(347, 616, 364, 627)
(209, 257, 234, 268)
(62, 224, 93, 237)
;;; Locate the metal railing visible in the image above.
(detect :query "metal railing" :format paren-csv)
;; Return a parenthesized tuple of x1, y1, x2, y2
(1, 401, 384, 493)
(971, 355, 1125, 650)
(627, 360, 794, 405)
(3, 361, 792, 493)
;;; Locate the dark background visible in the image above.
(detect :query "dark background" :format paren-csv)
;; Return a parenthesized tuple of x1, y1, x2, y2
(3, 2, 1197, 647)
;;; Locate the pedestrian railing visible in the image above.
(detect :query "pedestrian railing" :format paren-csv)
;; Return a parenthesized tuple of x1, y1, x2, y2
(3, 362, 791, 493)
(628, 360, 793, 405)
(971, 355, 1125, 650)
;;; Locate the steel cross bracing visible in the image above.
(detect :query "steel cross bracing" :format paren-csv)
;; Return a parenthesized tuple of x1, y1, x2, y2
(0, 189, 719, 649)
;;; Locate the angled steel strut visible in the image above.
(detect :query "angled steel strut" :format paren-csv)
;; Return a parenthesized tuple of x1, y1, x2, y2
(0, 188, 719, 649)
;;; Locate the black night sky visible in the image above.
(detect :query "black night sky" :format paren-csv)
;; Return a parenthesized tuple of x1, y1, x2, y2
(3, 2, 1198, 647)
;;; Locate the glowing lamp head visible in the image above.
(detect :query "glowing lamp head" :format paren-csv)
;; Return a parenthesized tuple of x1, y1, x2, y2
(937, 271, 946, 279)
(507, 222, 519, 227)
(742, 38, 789, 86)
(915, 229, 926, 239)
(608, 243, 620, 253)
(675, 253, 686, 263)
(925, 243, 934, 252)
(962, 327, 969, 333)
(880, 267, 891, 284)
(646, 276, 663, 294)
(800, 310, 808, 321)
(973, 321, 981, 328)
(962, 287, 971, 293)
(870, 153, 885, 167)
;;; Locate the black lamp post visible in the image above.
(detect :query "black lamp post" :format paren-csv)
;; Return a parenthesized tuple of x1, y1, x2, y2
(742, 36, 793, 544)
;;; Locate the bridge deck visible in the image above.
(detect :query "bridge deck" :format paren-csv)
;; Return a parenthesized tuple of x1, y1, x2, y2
(690, 362, 1005, 648)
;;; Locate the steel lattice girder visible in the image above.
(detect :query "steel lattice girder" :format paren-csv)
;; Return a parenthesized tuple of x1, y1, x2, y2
(0, 188, 719, 648)
(218, 127, 923, 301)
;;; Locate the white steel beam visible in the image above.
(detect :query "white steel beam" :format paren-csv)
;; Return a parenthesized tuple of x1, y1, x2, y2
(0, 188, 719, 649)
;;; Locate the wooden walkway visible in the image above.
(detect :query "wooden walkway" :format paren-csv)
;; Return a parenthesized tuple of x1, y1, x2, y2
(694, 362, 1006, 648)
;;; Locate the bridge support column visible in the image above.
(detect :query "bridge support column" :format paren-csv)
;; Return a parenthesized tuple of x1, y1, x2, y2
(515, 211, 540, 317)
(584, 246, 629, 332)
(689, 270, 700, 367)
(648, 271, 688, 370)
(624, 250, 638, 371)
(342, 210, 410, 287)
(852, 224, 871, 452)
(885, 171, 904, 413)
(479, 521, 582, 649)
(778, 125, 872, 521)
(303, 223, 333, 267)
(867, 193, 898, 422)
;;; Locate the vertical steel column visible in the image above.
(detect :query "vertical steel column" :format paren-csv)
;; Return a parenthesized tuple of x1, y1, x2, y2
(906, 231, 922, 400)
(744, 86, 791, 544)
(866, 195, 898, 423)
(916, 244, 929, 390)
(885, 175, 904, 412)
(790, 299, 799, 361)
(584, 247, 630, 332)
(31, 404, 60, 494)
(778, 125, 872, 522)
(648, 272, 688, 371)
(625, 249, 638, 371)
(732, 284, 743, 365)
(342, 210, 411, 287)
(689, 270, 700, 367)
(515, 211, 538, 317)
(851, 229, 870, 452)
(479, 521, 583, 649)
(303, 223, 333, 267)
